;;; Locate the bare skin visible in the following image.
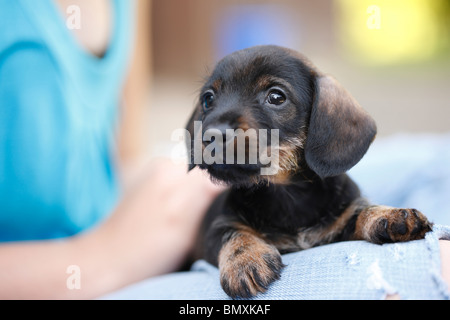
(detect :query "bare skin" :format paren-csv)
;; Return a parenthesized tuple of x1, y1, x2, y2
(0, 160, 222, 299)
(55, 0, 112, 57)
(440, 240, 450, 291)
(0, 1, 222, 299)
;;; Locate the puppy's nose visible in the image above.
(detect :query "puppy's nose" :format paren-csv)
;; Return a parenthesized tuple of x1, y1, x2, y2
(203, 123, 231, 136)
(202, 123, 230, 146)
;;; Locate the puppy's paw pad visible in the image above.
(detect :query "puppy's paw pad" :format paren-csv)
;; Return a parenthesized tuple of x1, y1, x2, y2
(219, 243, 284, 299)
(368, 207, 432, 244)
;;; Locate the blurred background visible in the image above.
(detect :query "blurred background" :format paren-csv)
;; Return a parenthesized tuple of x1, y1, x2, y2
(125, 0, 450, 162)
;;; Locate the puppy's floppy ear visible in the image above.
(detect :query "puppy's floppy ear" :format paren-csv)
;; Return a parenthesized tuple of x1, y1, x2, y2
(304, 74, 377, 178)
(185, 104, 202, 171)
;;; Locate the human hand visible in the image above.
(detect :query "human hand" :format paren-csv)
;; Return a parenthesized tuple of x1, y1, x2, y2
(91, 159, 223, 285)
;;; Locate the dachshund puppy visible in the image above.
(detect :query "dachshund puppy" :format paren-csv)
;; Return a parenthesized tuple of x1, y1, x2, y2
(185, 45, 432, 298)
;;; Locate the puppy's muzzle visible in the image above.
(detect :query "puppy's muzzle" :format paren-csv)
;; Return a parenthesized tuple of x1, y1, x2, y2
(202, 123, 230, 148)
(202, 121, 260, 164)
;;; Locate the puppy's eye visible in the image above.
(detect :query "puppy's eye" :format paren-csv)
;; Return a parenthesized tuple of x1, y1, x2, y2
(202, 91, 215, 112)
(267, 89, 286, 106)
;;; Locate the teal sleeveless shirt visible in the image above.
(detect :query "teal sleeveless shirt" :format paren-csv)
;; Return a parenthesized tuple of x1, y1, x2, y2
(0, 0, 134, 241)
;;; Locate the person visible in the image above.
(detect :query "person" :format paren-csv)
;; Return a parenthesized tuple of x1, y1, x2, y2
(0, 0, 449, 300)
(0, 0, 221, 299)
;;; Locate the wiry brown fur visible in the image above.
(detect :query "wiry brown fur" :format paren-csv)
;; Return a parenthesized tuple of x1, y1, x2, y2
(218, 223, 284, 297)
(354, 205, 431, 243)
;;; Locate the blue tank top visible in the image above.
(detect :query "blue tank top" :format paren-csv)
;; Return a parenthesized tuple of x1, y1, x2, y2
(0, 0, 134, 241)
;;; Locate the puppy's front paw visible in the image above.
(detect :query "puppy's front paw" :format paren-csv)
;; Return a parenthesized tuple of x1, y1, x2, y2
(218, 232, 284, 299)
(356, 206, 433, 244)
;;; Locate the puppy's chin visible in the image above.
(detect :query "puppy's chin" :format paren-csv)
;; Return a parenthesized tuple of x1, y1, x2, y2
(199, 163, 262, 187)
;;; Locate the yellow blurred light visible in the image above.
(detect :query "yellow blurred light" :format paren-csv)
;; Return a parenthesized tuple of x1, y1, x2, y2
(337, 0, 440, 65)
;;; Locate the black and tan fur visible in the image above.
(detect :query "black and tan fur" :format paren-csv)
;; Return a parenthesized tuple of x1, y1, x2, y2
(186, 45, 432, 299)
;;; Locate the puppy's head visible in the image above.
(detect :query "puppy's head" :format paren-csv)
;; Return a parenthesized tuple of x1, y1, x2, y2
(186, 45, 376, 186)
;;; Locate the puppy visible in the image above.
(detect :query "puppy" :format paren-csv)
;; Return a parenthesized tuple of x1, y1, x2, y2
(185, 45, 432, 299)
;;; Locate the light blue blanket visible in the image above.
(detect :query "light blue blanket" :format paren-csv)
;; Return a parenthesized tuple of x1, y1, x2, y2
(103, 133, 450, 300)
(349, 133, 450, 226)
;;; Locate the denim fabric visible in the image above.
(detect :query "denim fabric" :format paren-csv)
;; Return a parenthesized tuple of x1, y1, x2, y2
(103, 225, 450, 300)
(349, 133, 450, 226)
